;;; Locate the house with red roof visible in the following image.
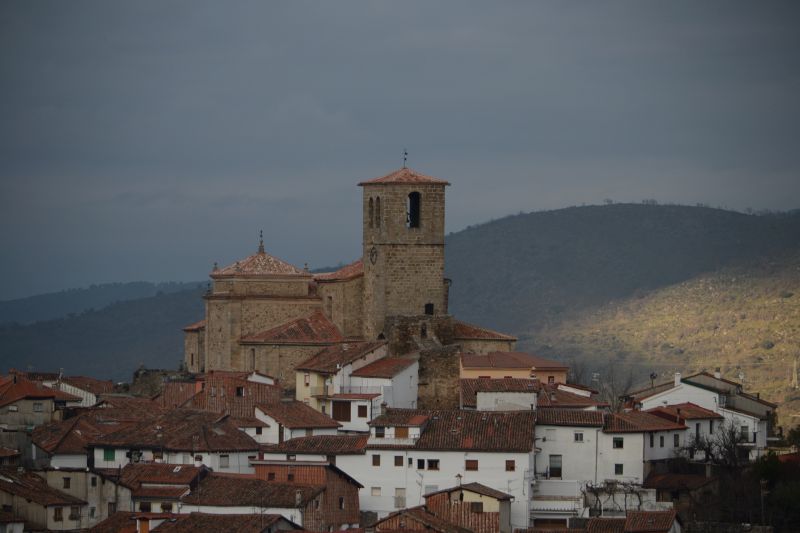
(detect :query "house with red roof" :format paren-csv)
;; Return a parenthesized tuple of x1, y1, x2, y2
(0, 466, 87, 531)
(0, 374, 79, 430)
(460, 352, 569, 384)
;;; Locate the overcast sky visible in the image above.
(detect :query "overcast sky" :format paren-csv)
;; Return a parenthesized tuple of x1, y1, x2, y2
(1, 1, 799, 299)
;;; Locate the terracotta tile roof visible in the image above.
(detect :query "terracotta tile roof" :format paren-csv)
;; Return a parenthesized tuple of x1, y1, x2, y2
(736, 390, 778, 408)
(296, 341, 386, 374)
(181, 473, 322, 507)
(645, 402, 723, 423)
(212, 245, 306, 278)
(97, 394, 162, 413)
(88, 512, 139, 533)
(0, 467, 86, 506)
(90, 409, 260, 452)
(358, 167, 450, 186)
(351, 357, 416, 378)
(460, 352, 568, 371)
(452, 319, 517, 341)
(134, 485, 190, 499)
(0, 447, 19, 458)
(240, 311, 343, 345)
(32, 409, 145, 455)
(256, 400, 341, 429)
(604, 411, 687, 433)
(56, 376, 115, 395)
(373, 506, 471, 533)
(262, 435, 369, 455)
(624, 510, 677, 532)
(314, 259, 364, 282)
(369, 409, 536, 453)
(187, 377, 281, 418)
(643, 472, 715, 491)
(0, 375, 74, 407)
(538, 385, 609, 409)
(425, 482, 513, 501)
(587, 518, 626, 533)
(153, 512, 288, 532)
(182, 319, 206, 332)
(231, 416, 269, 428)
(460, 378, 539, 408)
(536, 408, 605, 427)
(626, 381, 675, 402)
(117, 463, 207, 489)
(154, 382, 198, 409)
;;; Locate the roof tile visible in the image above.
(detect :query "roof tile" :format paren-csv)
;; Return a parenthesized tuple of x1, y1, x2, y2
(351, 357, 416, 379)
(358, 167, 450, 186)
(240, 311, 343, 345)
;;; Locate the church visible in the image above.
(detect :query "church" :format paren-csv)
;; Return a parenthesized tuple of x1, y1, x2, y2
(182, 167, 516, 396)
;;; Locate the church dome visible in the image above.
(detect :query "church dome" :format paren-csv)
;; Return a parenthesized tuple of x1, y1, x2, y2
(211, 237, 306, 278)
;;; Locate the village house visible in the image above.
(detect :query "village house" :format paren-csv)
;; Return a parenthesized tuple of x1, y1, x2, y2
(459, 352, 569, 383)
(367, 506, 472, 533)
(0, 466, 87, 531)
(255, 399, 341, 443)
(0, 374, 79, 431)
(459, 378, 608, 412)
(0, 510, 23, 533)
(424, 482, 514, 533)
(90, 511, 302, 532)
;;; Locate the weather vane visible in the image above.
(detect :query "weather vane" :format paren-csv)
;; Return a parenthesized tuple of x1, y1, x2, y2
(258, 229, 264, 253)
(403, 149, 408, 168)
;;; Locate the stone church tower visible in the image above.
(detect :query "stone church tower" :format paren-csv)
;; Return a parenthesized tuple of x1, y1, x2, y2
(359, 168, 450, 339)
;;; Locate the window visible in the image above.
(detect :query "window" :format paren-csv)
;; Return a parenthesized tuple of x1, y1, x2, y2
(395, 427, 409, 439)
(304, 372, 311, 386)
(368, 197, 374, 228)
(219, 454, 230, 468)
(417, 459, 425, 469)
(33, 402, 43, 412)
(288, 473, 295, 481)
(424, 303, 434, 315)
(421, 324, 428, 337)
(548, 376, 555, 384)
(7, 405, 18, 412)
(650, 433, 654, 448)
(358, 405, 368, 418)
(549, 455, 562, 478)
(89, 507, 96, 518)
(63, 477, 71, 489)
(659, 435, 664, 448)
(375, 426, 385, 438)
(407, 192, 421, 228)
(674, 434, 680, 447)
(427, 459, 440, 470)
(394, 488, 406, 508)
(465, 459, 479, 471)
(91, 476, 97, 487)
(470, 502, 484, 513)
(545, 428, 556, 442)
(574, 432, 584, 443)
(53, 507, 63, 522)
(268, 472, 276, 481)
(67, 506, 79, 521)
(287, 454, 296, 461)
(505, 460, 515, 471)
(190, 353, 194, 366)
(615, 464, 624, 475)
(375, 197, 381, 228)
(338, 496, 345, 510)
(139, 502, 152, 512)
(256, 427, 262, 435)
(613, 437, 624, 449)
(235, 386, 244, 397)
(103, 448, 115, 461)
(709, 420, 714, 433)
(108, 503, 116, 516)
(408, 457, 413, 466)
(394, 455, 403, 467)
(371, 487, 381, 496)
(695, 423, 700, 439)
(332, 401, 351, 422)
(161, 502, 173, 512)
(372, 454, 381, 466)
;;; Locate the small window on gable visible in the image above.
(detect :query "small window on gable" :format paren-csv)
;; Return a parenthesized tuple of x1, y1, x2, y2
(407, 192, 421, 228)
(424, 303, 434, 315)
(470, 501, 483, 513)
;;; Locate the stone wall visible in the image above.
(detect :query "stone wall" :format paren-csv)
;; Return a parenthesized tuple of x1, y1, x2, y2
(417, 344, 462, 410)
(317, 276, 364, 338)
(183, 330, 205, 373)
(244, 344, 327, 391)
(457, 339, 515, 354)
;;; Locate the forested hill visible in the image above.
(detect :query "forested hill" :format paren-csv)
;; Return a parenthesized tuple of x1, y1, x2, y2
(0, 281, 203, 326)
(445, 204, 800, 334)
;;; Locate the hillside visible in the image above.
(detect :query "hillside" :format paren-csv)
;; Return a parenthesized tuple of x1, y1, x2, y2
(0, 281, 202, 325)
(445, 204, 800, 333)
(0, 287, 205, 381)
(524, 253, 800, 427)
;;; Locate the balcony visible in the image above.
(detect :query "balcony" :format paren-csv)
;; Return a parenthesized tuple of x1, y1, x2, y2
(310, 385, 386, 398)
(531, 479, 585, 517)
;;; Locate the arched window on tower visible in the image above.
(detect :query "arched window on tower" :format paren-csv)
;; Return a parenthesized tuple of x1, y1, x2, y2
(375, 197, 381, 228)
(407, 192, 421, 228)
(368, 198, 374, 228)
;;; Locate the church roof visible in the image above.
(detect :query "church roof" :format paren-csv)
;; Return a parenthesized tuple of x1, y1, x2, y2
(239, 311, 343, 345)
(212, 240, 306, 278)
(358, 167, 450, 186)
(314, 259, 364, 282)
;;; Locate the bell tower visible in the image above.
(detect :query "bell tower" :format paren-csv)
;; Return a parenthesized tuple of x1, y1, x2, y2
(359, 167, 450, 339)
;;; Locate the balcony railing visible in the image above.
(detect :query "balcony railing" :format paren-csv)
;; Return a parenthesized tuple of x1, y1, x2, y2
(310, 385, 387, 397)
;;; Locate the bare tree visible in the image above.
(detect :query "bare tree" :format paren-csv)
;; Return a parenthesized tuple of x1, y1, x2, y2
(595, 361, 636, 412)
(681, 419, 748, 469)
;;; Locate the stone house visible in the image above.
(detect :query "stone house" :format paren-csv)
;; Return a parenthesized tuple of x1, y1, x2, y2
(0, 467, 87, 531)
(0, 374, 78, 431)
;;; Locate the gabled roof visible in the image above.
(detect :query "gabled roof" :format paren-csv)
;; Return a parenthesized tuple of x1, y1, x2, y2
(117, 463, 207, 490)
(369, 409, 536, 453)
(604, 411, 686, 433)
(96, 394, 160, 414)
(0, 375, 78, 407)
(424, 482, 513, 501)
(152, 512, 291, 532)
(538, 385, 609, 409)
(314, 259, 364, 282)
(460, 378, 539, 408)
(262, 434, 369, 455)
(451, 319, 517, 341)
(240, 311, 343, 345)
(186, 377, 281, 419)
(460, 352, 568, 371)
(587, 518, 626, 533)
(55, 376, 115, 395)
(256, 400, 341, 429)
(351, 357, 416, 379)
(154, 382, 198, 410)
(645, 402, 723, 422)
(295, 341, 386, 374)
(358, 167, 450, 186)
(180, 474, 322, 508)
(32, 409, 145, 455)
(182, 319, 206, 332)
(89, 409, 259, 452)
(212, 243, 307, 278)
(624, 510, 677, 532)
(88, 511, 138, 533)
(536, 408, 605, 427)
(372, 506, 471, 533)
(0, 467, 86, 506)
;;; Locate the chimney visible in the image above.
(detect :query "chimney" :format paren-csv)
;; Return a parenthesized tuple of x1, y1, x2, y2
(674, 372, 681, 387)
(714, 368, 721, 380)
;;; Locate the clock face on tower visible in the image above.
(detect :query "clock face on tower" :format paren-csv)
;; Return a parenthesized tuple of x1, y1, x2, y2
(369, 246, 378, 265)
